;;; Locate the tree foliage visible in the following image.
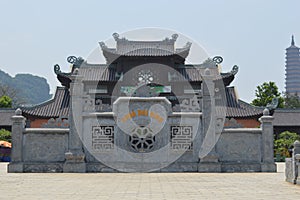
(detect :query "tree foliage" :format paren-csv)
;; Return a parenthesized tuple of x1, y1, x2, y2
(251, 81, 284, 108)
(0, 95, 12, 108)
(0, 129, 11, 143)
(284, 93, 300, 108)
(0, 84, 25, 106)
(274, 131, 300, 157)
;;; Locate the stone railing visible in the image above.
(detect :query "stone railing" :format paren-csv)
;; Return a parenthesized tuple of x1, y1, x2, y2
(285, 140, 300, 185)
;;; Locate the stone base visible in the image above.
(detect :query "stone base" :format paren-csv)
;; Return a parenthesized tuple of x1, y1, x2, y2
(261, 163, 277, 172)
(160, 162, 198, 172)
(198, 163, 221, 172)
(296, 164, 300, 185)
(86, 163, 117, 172)
(285, 158, 295, 183)
(24, 163, 63, 173)
(221, 163, 261, 172)
(63, 162, 86, 173)
(7, 163, 23, 173)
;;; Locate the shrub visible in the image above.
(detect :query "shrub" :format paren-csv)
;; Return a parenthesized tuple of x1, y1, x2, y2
(0, 95, 12, 108)
(274, 131, 300, 157)
(0, 129, 11, 143)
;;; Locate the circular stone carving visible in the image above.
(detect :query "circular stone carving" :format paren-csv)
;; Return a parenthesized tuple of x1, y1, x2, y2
(129, 127, 156, 152)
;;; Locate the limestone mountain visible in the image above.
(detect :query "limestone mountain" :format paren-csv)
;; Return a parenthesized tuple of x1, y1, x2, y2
(0, 69, 51, 106)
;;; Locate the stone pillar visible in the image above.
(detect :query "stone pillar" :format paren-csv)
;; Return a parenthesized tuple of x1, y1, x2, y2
(8, 108, 26, 173)
(63, 71, 86, 172)
(293, 141, 300, 184)
(198, 68, 221, 172)
(259, 108, 276, 172)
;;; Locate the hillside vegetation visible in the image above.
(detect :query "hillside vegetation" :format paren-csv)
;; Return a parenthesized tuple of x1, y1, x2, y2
(0, 69, 51, 106)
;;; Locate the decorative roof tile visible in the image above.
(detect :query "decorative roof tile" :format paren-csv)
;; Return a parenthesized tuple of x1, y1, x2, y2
(22, 87, 69, 118)
(225, 87, 264, 118)
(99, 33, 191, 61)
(273, 109, 300, 126)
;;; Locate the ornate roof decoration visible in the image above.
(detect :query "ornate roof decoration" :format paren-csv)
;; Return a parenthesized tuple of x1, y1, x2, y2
(99, 33, 191, 63)
(54, 56, 85, 88)
(231, 65, 239, 75)
(266, 97, 279, 111)
(52, 54, 238, 88)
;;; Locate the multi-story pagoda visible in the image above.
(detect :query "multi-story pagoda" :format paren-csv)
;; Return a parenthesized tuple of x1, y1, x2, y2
(285, 35, 300, 95)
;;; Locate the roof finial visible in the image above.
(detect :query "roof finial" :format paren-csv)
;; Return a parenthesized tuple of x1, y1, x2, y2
(292, 35, 295, 46)
(112, 33, 120, 41)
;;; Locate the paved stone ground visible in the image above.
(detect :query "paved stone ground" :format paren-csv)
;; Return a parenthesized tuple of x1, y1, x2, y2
(0, 163, 299, 200)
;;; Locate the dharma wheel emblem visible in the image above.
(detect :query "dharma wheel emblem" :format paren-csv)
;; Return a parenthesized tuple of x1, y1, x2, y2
(129, 127, 156, 152)
(137, 70, 154, 84)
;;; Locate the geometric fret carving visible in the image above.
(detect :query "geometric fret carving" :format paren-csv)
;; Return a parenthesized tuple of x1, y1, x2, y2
(92, 126, 114, 150)
(170, 126, 193, 150)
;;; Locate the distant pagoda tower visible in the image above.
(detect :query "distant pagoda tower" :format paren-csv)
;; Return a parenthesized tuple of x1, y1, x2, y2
(285, 35, 300, 95)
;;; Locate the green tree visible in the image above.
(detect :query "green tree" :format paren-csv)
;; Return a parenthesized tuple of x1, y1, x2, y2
(0, 95, 12, 108)
(284, 93, 300, 108)
(251, 81, 284, 108)
(274, 131, 300, 157)
(0, 129, 11, 143)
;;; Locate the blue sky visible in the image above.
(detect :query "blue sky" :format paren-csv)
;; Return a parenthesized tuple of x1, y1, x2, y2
(0, 0, 299, 102)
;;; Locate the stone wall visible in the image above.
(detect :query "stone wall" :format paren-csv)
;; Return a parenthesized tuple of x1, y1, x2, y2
(8, 108, 276, 173)
(8, 110, 69, 173)
(217, 128, 262, 172)
(8, 71, 276, 173)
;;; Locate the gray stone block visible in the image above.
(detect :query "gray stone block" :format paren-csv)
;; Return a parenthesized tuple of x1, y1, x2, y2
(63, 163, 86, 173)
(198, 163, 221, 172)
(221, 163, 261, 172)
(7, 163, 23, 173)
(261, 163, 277, 172)
(285, 158, 294, 183)
(24, 163, 63, 173)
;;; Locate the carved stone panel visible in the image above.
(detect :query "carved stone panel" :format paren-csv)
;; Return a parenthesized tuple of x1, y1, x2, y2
(170, 126, 193, 150)
(92, 126, 114, 150)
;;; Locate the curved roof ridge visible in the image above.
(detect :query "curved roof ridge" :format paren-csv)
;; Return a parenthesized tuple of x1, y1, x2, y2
(22, 86, 69, 118)
(21, 86, 65, 110)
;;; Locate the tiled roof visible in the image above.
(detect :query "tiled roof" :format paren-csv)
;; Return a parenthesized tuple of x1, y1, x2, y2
(0, 109, 15, 126)
(273, 109, 300, 126)
(22, 86, 263, 119)
(225, 87, 263, 118)
(78, 66, 118, 81)
(72, 65, 233, 85)
(22, 87, 69, 118)
(116, 40, 175, 53)
(99, 33, 191, 60)
(102, 46, 190, 57)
